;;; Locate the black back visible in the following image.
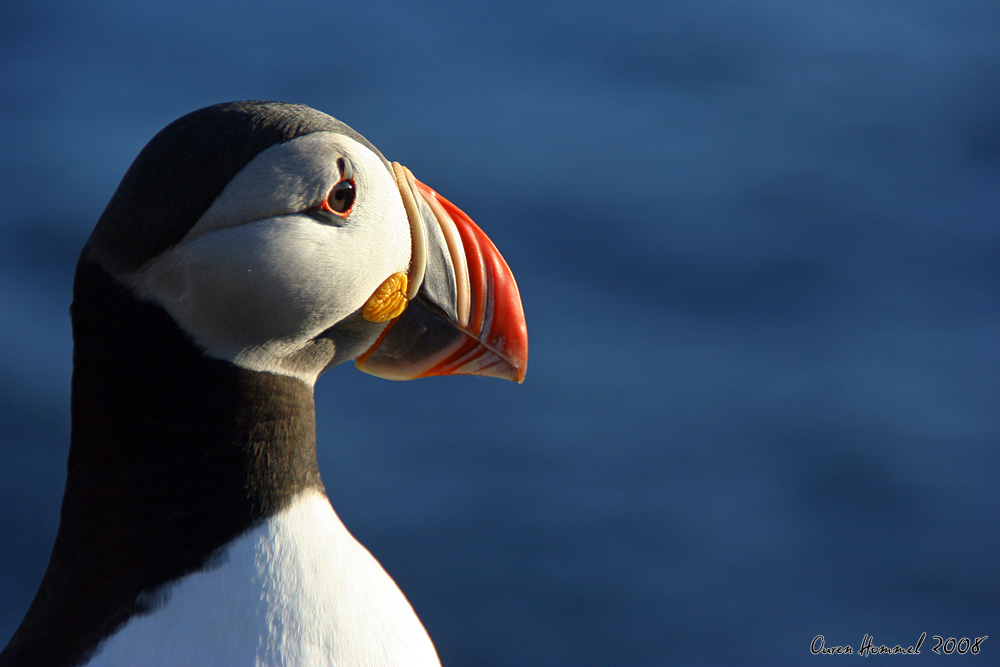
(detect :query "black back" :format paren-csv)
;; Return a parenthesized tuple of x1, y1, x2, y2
(1, 101, 391, 666)
(0, 258, 325, 666)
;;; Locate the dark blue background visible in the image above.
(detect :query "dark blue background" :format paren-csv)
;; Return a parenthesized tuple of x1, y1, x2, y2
(1, 1, 997, 664)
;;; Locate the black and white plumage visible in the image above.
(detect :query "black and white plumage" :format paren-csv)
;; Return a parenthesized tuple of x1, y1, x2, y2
(0, 101, 527, 666)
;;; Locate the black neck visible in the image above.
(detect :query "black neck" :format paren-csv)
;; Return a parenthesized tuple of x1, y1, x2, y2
(1, 257, 324, 667)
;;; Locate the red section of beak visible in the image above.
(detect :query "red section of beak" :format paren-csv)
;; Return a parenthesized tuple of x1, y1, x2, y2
(354, 177, 528, 384)
(414, 180, 528, 382)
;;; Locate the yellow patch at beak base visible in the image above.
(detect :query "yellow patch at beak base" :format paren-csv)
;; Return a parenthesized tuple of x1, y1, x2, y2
(362, 272, 409, 322)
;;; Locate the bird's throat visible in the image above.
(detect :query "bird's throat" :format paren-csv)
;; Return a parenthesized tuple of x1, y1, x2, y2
(2, 257, 326, 667)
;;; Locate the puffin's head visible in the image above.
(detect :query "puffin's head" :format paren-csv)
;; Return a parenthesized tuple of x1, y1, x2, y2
(83, 101, 527, 385)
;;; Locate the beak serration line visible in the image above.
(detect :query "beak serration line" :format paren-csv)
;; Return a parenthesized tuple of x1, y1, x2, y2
(417, 185, 472, 329)
(391, 162, 427, 300)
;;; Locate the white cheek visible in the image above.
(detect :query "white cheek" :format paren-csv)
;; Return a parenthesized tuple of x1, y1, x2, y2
(135, 215, 409, 369)
(179, 224, 334, 345)
(127, 131, 413, 382)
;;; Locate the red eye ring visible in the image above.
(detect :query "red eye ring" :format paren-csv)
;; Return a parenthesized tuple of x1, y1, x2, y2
(320, 179, 355, 217)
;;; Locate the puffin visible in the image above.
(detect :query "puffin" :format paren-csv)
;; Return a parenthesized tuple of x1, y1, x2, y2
(0, 101, 527, 667)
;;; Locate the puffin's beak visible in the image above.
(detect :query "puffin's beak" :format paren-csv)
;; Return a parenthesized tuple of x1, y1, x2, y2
(355, 163, 528, 383)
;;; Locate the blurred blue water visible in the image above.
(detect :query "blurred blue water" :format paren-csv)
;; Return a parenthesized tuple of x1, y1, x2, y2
(1, 1, 998, 664)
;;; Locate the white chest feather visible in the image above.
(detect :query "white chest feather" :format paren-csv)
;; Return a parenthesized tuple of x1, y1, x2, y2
(84, 492, 440, 667)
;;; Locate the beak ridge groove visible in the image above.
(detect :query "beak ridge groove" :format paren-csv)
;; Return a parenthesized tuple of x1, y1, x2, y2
(355, 170, 527, 383)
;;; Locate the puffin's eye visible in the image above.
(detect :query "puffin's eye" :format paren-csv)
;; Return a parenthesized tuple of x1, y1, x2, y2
(327, 179, 355, 214)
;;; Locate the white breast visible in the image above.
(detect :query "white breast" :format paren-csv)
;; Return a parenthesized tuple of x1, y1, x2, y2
(84, 491, 440, 667)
